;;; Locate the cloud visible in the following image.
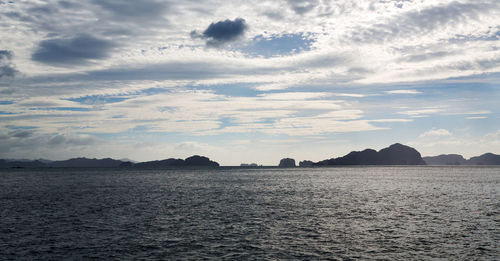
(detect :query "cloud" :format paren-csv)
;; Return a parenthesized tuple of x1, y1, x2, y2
(90, 0, 169, 29)
(0, 50, 13, 61)
(419, 128, 452, 138)
(173, 141, 215, 153)
(287, 0, 318, 15)
(398, 108, 441, 117)
(91, 0, 167, 20)
(191, 18, 248, 47)
(0, 50, 18, 78)
(0, 128, 101, 157)
(410, 129, 500, 157)
(351, 1, 498, 43)
(8, 129, 34, 138)
(399, 51, 457, 63)
(48, 133, 98, 146)
(32, 34, 115, 66)
(466, 116, 487, 120)
(386, 90, 422, 94)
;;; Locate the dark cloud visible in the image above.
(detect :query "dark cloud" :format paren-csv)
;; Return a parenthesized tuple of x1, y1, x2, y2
(351, 1, 498, 43)
(287, 0, 318, 15)
(32, 34, 115, 66)
(48, 134, 98, 147)
(0, 50, 13, 60)
(191, 18, 248, 47)
(0, 50, 18, 78)
(0, 65, 17, 78)
(8, 129, 34, 138)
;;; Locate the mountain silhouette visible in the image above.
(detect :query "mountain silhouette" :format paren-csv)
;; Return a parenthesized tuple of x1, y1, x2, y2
(315, 143, 426, 166)
(467, 153, 500, 165)
(130, 155, 219, 168)
(423, 154, 467, 165)
(49, 157, 124, 168)
(0, 155, 219, 168)
(424, 153, 500, 165)
(2, 147, 499, 168)
(0, 159, 47, 168)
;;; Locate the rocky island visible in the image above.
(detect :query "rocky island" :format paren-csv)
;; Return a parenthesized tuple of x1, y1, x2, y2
(279, 158, 296, 167)
(314, 143, 426, 166)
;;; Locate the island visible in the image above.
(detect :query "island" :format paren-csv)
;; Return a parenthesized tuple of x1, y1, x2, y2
(424, 153, 500, 165)
(0, 155, 219, 168)
(314, 143, 426, 166)
(279, 158, 296, 167)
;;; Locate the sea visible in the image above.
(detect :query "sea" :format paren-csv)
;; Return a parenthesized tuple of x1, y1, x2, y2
(1, 166, 499, 260)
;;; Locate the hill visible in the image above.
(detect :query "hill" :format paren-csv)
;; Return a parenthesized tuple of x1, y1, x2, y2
(315, 143, 426, 166)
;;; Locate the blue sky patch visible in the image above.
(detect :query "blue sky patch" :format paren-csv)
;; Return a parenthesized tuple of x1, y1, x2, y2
(67, 95, 131, 105)
(29, 107, 92, 112)
(239, 33, 315, 57)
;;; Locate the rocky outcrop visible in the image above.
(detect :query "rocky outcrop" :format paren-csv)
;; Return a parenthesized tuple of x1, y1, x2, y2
(279, 158, 296, 167)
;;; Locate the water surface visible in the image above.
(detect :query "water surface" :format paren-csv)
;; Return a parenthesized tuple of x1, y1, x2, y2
(1, 167, 499, 260)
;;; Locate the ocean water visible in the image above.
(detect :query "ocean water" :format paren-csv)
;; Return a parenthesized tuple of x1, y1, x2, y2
(0, 167, 499, 260)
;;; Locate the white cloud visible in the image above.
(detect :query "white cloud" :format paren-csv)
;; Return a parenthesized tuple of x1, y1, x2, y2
(398, 108, 441, 117)
(465, 110, 491, 115)
(419, 129, 452, 138)
(386, 90, 422, 95)
(410, 129, 500, 158)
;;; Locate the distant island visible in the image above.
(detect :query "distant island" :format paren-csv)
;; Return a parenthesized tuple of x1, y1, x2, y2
(0, 155, 219, 169)
(423, 153, 500, 165)
(240, 163, 260, 167)
(129, 155, 219, 168)
(1, 143, 500, 169)
(285, 143, 426, 167)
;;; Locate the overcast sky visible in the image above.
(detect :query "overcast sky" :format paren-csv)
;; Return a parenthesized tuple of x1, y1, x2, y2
(0, 0, 499, 165)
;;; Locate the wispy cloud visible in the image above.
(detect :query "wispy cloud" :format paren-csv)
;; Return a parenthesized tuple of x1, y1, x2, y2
(419, 129, 452, 138)
(386, 90, 422, 95)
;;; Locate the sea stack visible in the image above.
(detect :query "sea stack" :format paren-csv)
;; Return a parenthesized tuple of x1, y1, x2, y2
(279, 158, 296, 167)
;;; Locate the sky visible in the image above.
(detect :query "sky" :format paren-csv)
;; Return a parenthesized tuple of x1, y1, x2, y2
(0, 0, 499, 165)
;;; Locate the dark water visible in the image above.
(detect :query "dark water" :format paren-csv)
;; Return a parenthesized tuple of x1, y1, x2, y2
(1, 167, 499, 260)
